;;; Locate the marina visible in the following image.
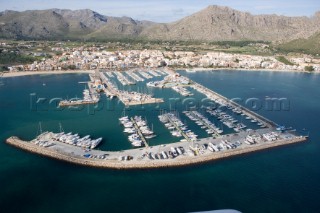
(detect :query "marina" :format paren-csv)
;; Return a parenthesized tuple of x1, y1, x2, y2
(5, 69, 309, 169)
(183, 110, 223, 137)
(100, 70, 164, 106)
(159, 112, 197, 143)
(1, 65, 318, 213)
(119, 115, 153, 147)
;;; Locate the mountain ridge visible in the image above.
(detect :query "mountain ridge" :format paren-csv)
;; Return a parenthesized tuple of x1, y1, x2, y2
(0, 6, 319, 43)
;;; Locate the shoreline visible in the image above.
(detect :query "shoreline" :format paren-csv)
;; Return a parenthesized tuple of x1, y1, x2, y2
(6, 136, 307, 170)
(180, 67, 319, 74)
(2, 70, 95, 78)
(1, 67, 318, 79)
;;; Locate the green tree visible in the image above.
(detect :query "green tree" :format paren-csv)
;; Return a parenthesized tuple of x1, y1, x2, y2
(304, 66, 314, 71)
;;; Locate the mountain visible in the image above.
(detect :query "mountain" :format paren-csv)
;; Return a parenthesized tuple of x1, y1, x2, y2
(0, 9, 154, 40)
(0, 6, 320, 43)
(141, 6, 320, 42)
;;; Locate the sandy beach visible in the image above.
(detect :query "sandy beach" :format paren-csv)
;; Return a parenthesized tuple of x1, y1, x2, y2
(1, 67, 318, 79)
(2, 70, 95, 78)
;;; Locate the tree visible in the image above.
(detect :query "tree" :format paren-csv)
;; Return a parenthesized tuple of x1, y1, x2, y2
(304, 66, 314, 71)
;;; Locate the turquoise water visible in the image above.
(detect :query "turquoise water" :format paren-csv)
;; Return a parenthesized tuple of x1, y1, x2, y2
(0, 70, 319, 213)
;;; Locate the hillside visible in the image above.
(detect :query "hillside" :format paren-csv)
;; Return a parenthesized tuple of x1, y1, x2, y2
(0, 6, 319, 44)
(277, 31, 320, 55)
(141, 6, 320, 42)
(0, 9, 153, 40)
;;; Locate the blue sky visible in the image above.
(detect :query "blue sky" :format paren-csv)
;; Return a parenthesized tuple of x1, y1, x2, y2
(0, 0, 319, 22)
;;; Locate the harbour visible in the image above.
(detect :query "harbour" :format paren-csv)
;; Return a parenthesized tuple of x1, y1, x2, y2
(5, 69, 308, 169)
(1, 70, 318, 213)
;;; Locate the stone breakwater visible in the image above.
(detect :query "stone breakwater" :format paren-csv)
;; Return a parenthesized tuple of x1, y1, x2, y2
(6, 136, 307, 170)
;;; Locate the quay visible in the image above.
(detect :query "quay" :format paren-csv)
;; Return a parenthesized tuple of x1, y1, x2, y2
(59, 99, 98, 107)
(5, 131, 307, 169)
(130, 117, 149, 148)
(59, 81, 99, 107)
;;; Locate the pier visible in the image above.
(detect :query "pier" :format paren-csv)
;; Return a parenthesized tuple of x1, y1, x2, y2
(164, 113, 192, 143)
(59, 81, 99, 107)
(130, 117, 149, 148)
(186, 111, 221, 138)
(190, 81, 273, 128)
(99, 72, 118, 97)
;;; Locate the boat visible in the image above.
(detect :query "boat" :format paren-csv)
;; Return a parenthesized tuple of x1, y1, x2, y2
(145, 135, 156, 139)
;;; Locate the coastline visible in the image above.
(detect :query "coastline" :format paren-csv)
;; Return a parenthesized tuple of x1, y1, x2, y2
(6, 136, 307, 170)
(1, 67, 318, 79)
(181, 67, 319, 74)
(2, 70, 95, 78)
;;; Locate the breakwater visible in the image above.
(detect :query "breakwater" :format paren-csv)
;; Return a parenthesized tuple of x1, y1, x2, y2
(6, 136, 307, 170)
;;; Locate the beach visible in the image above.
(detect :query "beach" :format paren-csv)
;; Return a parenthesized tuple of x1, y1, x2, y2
(2, 70, 95, 78)
(1, 68, 318, 79)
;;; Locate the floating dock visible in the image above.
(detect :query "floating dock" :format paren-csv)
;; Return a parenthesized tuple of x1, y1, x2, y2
(164, 113, 192, 143)
(186, 111, 221, 138)
(130, 117, 149, 148)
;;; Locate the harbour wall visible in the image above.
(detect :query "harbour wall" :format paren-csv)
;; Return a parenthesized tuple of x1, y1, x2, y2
(6, 136, 307, 170)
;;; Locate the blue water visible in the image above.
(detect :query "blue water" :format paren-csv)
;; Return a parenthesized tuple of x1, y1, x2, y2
(0, 70, 319, 213)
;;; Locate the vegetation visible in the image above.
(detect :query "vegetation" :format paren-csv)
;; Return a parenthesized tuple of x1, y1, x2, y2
(276, 56, 294, 65)
(276, 32, 320, 56)
(209, 40, 270, 47)
(61, 65, 77, 70)
(0, 52, 41, 65)
(305, 66, 315, 71)
(0, 66, 9, 72)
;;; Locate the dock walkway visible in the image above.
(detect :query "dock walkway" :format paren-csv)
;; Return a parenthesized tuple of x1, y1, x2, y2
(165, 114, 192, 143)
(188, 111, 221, 138)
(190, 81, 274, 128)
(130, 117, 149, 148)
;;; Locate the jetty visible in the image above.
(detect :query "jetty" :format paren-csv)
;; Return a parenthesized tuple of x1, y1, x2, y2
(130, 118, 149, 148)
(164, 113, 192, 143)
(59, 81, 99, 107)
(186, 111, 221, 138)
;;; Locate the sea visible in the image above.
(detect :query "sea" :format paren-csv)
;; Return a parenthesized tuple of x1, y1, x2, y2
(0, 70, 319, 213)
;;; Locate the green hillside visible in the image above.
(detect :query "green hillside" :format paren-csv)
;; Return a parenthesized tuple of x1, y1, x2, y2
(277, 31, 320, 55)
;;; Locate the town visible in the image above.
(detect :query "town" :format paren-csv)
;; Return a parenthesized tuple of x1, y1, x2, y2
(1, 41, 320, 73)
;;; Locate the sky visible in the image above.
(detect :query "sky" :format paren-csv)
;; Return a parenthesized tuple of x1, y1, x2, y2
(0, 0, 319, 22)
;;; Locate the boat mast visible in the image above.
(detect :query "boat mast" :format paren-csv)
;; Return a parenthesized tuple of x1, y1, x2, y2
(59, 122, 64, 133)
(38, 122, 43, 135)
